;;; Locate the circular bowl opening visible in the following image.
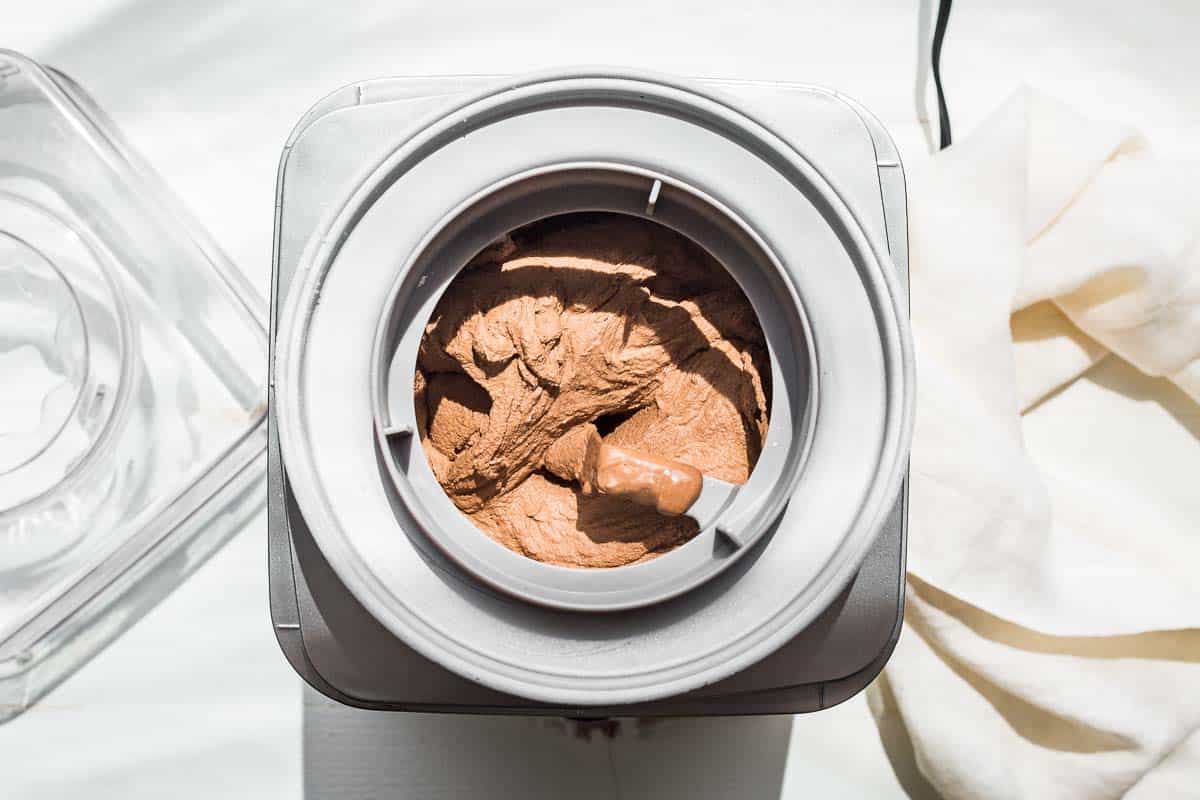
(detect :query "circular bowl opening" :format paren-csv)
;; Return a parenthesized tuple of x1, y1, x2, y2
(0, 231, 88, 475)
(0, 192, 134, 519)
(409, 210, 774, 568)
(372, 165, 817, 612)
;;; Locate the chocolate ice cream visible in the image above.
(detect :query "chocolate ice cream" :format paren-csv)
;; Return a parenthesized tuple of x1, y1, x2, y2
(414, 214, 770, 568)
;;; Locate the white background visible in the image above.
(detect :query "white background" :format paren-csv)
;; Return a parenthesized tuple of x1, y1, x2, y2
(3, 2, 1197, 797)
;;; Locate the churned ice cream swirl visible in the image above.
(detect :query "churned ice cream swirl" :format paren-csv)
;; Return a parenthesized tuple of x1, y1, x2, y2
(414, 215, 770, 568)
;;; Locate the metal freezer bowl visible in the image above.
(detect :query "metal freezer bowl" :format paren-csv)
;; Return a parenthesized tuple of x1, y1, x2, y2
(0, 52, 268, 723)
(269, 75, 909, 714)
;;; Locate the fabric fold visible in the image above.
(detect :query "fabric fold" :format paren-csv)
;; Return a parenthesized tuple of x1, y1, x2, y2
(903, 86, 1200, 634)
(875, 86, 1200, 798)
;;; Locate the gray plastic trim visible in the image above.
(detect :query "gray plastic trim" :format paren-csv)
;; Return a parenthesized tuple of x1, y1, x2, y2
(370, 165, 817, 611)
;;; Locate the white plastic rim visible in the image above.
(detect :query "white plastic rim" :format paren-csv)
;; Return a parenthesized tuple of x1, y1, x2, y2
(275, 69, 915, 705)
(370, 164, 819, 612)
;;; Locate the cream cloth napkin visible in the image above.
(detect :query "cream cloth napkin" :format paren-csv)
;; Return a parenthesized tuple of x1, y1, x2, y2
(870, 88, 1200, 798)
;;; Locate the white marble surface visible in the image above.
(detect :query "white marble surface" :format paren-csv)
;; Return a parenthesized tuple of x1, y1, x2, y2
(2, 1, 1195, 797)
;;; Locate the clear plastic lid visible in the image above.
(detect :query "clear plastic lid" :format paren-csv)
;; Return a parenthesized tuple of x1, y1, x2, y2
(0, 51, 267, 722)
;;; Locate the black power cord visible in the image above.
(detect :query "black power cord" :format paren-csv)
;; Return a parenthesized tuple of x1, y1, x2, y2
(931, 0, 954, 149)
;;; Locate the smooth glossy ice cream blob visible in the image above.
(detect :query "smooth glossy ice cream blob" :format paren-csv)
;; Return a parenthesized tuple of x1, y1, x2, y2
(414, 213, 771, 568)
